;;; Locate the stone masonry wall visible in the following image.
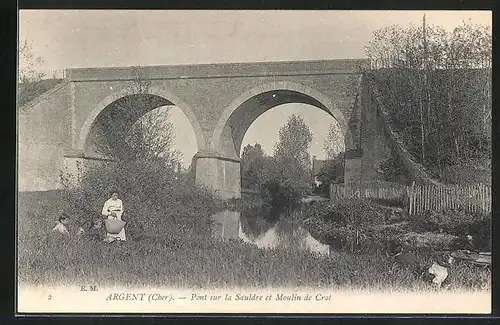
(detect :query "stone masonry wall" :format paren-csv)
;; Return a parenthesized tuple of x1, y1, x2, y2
(18, 82, 71, 191)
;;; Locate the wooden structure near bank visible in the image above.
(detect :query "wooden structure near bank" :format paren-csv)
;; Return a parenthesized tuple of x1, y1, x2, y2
(330, 182, 491, 215)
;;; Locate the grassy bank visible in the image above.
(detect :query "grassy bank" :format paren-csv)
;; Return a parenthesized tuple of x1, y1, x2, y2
(18, 191, 490, 291)
(301, 199, 490, 290)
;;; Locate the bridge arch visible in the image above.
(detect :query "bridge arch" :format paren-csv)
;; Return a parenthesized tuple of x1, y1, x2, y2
(211, 81, 353, 158)
(77, 85, 205, 155)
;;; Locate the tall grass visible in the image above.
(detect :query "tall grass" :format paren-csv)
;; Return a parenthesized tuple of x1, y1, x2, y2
(18, 191, 491, 292)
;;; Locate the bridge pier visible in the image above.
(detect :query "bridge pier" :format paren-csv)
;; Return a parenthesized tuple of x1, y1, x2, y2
(343, 149, 363, 195)
(193, 151, 241, 199)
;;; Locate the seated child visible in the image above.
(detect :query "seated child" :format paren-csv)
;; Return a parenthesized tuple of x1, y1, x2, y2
(52, 214, 70, 235)
(88, 218, 105, 241)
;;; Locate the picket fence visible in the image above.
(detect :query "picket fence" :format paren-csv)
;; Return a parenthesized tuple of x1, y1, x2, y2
(329, 182, 491, 215)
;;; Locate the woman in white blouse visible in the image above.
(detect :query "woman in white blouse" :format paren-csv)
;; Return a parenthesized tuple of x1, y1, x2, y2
(102, 191, 126, 242)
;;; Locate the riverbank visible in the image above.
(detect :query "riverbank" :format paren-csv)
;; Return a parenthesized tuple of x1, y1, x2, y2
(18, 191, 490, 292)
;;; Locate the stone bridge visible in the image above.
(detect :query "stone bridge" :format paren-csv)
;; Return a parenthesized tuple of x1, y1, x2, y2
(18, 59, 401, 198)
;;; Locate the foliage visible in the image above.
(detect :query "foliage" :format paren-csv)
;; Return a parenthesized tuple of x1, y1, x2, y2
(256, 156, 310, 208)
(303, 199, 387, 253)
(257, 115, 313, 206)
(17, 39, 63, 111)
(274, 114, 313, 170)
(365, 19, 491, 182)
(323, 120, 345, 160)
(126, 107, 182, 165)
(408, 209, 491, 250)
(378, 152, 411, 184)
(240, 143, 266, 190)
(240, 116, 314, 208)
(316, 152, 345, 195)
(366, 20, 491, 70)
(86, 67, 182, 167)
(18, 39, 46, 86)
(61, 160, 222, 238)
(441, 161, 491, 186)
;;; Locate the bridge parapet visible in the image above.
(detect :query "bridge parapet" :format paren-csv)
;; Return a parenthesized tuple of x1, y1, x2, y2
(65, 59, 369, 82)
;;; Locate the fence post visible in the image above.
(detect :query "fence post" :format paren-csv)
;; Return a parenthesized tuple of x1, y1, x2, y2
(482, 184, 486, 212)
(440, 185, 443, 212)
(415, 184, 419, 215)
(428, 185, 431, 211)
(467, 185, 471, 213)
(420, 185, 423, 214)
(430, 185, 433, 211)
(410, 181, 415, 216)
(424, 185, 428, 211)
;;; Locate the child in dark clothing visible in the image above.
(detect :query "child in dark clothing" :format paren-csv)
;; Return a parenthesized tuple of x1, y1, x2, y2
(88, 218, 105, 241)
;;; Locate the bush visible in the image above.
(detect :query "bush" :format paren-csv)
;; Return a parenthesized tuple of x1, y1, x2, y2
(303, 199, 387, 253)
(441, 163, 491, 186)
(309, 198, 385, 226)
(316, 153, 345, 196)
(409, 209, 490, 235)
(409, 209, 491, 251)
(61, 160, 223, 238)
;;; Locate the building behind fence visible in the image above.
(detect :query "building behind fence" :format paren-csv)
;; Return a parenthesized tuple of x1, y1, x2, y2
(329, 181, 491, 215)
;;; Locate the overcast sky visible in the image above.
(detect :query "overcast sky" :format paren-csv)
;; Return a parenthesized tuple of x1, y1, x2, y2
(19, 10, 492, 166)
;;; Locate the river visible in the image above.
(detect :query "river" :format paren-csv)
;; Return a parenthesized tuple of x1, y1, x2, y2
(210, 207, 331, 256)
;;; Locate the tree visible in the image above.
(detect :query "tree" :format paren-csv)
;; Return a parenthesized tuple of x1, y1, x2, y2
(18, 39, 46, 87)
(323, 120, 345, 160)
(18, 39, 52, 110)
(241, 143, 266, 190)
(89, 66, 181, 169)
(258, 115, 313, 206)
(126, 106, 181, 167)
(316, 152, 345, 195)
(365, 18, 492, 181)
(274, 114, 313, 170)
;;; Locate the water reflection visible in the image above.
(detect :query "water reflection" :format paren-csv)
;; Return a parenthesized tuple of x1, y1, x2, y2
(210, 209, 330, 256)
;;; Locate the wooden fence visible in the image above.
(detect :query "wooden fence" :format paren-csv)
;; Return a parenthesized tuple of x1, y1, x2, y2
(408, 183, 491, 215)
(330, 181, 409, 204)
(329, 182, 491, 215)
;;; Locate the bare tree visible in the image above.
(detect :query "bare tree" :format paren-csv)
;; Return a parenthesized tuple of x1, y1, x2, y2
(90, 66, 181, 168)
(365, 18, 492, 179)
(18, 39, 46, 86)
(18, 39, 51, 110)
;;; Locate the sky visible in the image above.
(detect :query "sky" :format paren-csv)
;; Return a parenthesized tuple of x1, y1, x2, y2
(19, 10, 492, 167)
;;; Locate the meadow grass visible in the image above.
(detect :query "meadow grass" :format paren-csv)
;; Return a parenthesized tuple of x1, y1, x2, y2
(18, 191, 491, 292)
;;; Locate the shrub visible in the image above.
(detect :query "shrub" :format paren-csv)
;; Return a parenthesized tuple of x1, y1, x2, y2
(410, 209, 490, 235)
(303, 199, 387, 253)
(310, 198, 385, 226)
(61, 159, 223, 238)
(316, 153, 345, 196)
(409, 209, 491, 251)
(255, 156, 311, 209)
(468, 217, 491, 251)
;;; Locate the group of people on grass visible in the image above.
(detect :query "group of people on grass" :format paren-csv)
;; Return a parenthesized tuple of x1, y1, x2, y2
(52, 191, 127, 243)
